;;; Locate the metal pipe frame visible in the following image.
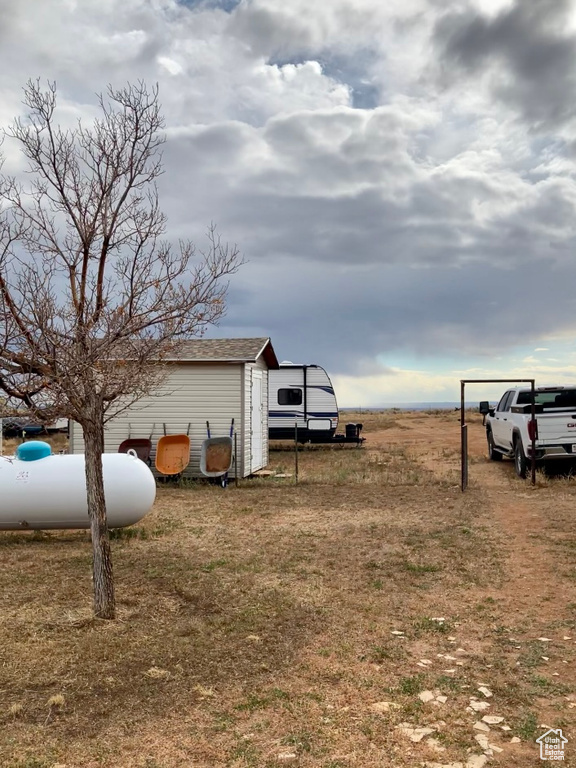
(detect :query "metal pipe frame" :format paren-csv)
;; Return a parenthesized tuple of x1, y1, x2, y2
(460, 378, 536, 490)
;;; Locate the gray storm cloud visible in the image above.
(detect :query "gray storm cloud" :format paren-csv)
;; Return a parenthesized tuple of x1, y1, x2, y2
(434, 0, 576, 130)
(216, 255, 576, 374)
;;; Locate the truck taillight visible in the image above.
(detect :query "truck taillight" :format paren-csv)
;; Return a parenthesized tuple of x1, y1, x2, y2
(528, 419, 538, 441)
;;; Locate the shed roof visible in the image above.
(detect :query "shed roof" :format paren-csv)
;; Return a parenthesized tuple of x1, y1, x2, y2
(167, 337, 279, 368)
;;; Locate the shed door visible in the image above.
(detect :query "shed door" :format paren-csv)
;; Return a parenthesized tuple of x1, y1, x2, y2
(251, 371, 263, 471)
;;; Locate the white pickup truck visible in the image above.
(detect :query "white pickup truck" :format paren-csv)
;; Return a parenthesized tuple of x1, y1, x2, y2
(483, 386, 576, 477)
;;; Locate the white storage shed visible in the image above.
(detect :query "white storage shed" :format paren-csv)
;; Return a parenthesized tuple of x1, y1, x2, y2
(69, 337, 279, 478)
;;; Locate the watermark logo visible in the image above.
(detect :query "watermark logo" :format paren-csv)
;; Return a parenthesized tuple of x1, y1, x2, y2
(536, 728, 568, 761)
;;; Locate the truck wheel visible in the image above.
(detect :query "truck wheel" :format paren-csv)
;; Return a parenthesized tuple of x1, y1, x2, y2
(487, 431, 502, 461)
(514, 440, 527, 479)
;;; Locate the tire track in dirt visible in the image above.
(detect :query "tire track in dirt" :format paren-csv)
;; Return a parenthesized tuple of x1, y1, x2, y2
(370, 416, 576, 623)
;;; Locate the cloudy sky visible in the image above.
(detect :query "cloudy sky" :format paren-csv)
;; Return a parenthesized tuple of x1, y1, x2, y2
(2, 0, 576, 405)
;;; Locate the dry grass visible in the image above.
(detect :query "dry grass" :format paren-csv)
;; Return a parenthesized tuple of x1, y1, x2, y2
(268, 443, 460, 488)
(0, 410, 575, 767)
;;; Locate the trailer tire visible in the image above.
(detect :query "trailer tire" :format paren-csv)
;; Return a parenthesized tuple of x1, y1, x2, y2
(487, 430, 502, 461)
(514, 439, 528, 479)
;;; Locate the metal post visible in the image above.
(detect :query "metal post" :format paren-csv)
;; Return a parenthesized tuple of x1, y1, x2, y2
(294, 419, 299, 484)
(460, 380, 467, 492)
(530, 380, 536, 485)
(303, 365, 308, 427)
(462, 425, 468, 491)
(234, 432, 238, 488)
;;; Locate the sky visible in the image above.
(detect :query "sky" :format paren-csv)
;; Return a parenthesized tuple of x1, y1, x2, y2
(1, 0, 576, 405)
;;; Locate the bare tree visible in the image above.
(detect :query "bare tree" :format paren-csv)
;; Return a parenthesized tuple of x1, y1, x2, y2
(0, 80, 242, 619)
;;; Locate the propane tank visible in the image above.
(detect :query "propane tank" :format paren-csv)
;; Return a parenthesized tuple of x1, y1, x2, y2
(0, 447, 156, 530)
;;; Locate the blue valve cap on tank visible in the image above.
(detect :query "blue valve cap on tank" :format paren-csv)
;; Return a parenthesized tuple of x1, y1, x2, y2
(16, 441, 52, 462)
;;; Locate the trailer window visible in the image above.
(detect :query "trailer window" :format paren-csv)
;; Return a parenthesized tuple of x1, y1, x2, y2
(278, 388, 303, 406)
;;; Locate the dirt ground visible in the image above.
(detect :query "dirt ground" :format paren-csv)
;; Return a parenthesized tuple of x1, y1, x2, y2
(1, 411, 576, 767)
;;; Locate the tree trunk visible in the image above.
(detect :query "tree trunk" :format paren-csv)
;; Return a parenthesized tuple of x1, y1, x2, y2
(82, 408, 115, 620)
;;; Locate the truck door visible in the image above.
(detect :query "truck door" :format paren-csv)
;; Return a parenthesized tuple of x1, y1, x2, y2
(491, 390, 515, 449)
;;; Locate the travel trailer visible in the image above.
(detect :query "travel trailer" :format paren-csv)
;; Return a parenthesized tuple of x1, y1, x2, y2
(268, 363, 340, 443)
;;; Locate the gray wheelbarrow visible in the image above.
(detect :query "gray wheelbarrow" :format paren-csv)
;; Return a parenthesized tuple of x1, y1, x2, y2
(200, 419, 234, 488)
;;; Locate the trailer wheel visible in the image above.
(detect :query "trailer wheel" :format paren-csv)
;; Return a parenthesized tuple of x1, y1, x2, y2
(487, 431, 502, 462)
(514, 439, 527, 479)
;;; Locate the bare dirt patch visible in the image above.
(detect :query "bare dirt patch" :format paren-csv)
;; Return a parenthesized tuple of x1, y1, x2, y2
(1, 411, 575, 767)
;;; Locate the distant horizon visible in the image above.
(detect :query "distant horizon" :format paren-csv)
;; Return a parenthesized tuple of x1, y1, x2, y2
(340, 401, 476, 410)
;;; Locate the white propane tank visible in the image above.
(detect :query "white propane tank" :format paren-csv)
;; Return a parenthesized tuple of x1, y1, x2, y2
(0, 452, 156, 530)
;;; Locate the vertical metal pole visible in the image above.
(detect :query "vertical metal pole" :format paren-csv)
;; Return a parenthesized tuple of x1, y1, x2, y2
(303, 365, 308, 427)
(462, 425, 468, 491)
(530, 380, 536, 485)
(460, 381, 467, 491)
(294, 419, 299, 484)
(234, 431, 238, 488)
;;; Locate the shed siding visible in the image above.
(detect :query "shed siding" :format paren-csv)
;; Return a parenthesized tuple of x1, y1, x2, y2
(70, 364, 244, 478)
(243, 363, 251, 474)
